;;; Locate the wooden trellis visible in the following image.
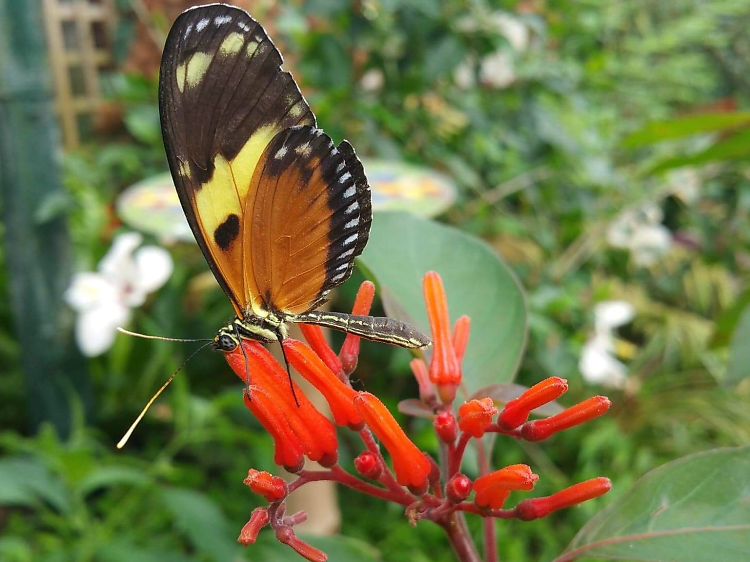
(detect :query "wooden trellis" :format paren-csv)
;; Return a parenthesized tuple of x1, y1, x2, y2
(42, 0, 116, 148)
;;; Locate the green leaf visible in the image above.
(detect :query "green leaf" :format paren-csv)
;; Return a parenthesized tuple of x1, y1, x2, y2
(75, 465, 151, 497)
(359, 211, 527, 389)
(647, 129, 750, 174)
(0, 457, 70, 512)
(726, 305, 750, 384)
(622, 112, 750, 148)
(558, 445, 750, 562)
(96, 541, 196, 562)
(160, 488, 240, 562)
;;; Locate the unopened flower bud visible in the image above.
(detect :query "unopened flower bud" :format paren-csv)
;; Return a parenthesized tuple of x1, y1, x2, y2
(238, 508, 269, 546)
(446, 473, 473, 503)
(434, 411, 458, 444)
(452, 315, 471, 364)
(474, 464, 538, 510)
(339, 281, 376, 375)
(276, 526, 328, 562)
(424, 272, 461, 389)
(458, 398, 498, 438)
(521, 396, 611, 442)
(516, 477, 611, 520)
(354, 451, 382, 480)
(497, 377, 568, 430)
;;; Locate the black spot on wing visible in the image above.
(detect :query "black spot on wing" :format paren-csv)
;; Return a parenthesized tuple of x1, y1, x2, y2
(214, 213, 240, 250)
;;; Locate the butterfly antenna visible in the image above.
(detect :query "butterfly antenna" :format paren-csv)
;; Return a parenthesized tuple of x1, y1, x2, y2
(233, 323, 252, 399)
(117, 327, 212, 343)
(277, 332, 300, 407)
(116, 340, 213, 449)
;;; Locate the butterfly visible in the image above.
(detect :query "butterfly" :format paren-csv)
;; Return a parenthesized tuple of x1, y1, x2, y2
(158, 4, 431, 365)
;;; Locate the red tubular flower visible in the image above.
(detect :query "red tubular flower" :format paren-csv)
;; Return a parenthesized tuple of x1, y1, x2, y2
(452, 315, 471, 364)
(410, 358, 436, 405)
(298, 323, 346, 380)
(355, 392, 431, 489)
(283, 339, 363, 430)
(458, 398, 499, 438)
(497, 377, 569, 430)
(516, 477, 612, 521)
(434, 411, 458, 444)
(242, 389, 304, 471)
(226, 342, 339, 467)
(276, 526, 328, 562)
(354, 451, 382, 480)
(521, 396, 611, 442)
(238, 507, 270, 546)
(446, 473, 473, 503)
(243, 469, 287, 502)
(339, 281, 376, 375)
(423, 272, 461, 401)
(474, 464, 539, 510)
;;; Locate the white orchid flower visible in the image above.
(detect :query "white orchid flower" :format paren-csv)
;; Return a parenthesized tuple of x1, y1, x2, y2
(607, 204, 672, 266)
(65, 232, 173, 357)
(579, 300, 635, 388)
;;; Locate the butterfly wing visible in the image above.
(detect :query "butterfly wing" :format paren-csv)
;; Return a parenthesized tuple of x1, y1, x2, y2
(159, 4, 315, 315)
(243, 126, 372, 316)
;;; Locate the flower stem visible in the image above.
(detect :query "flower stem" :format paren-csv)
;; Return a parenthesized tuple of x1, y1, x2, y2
(475, 438, 498, 562)
(359, 427, 416, 504)
(448, 433, 471, 476)
(289, 466, 412, 505)
(441, 511, 482, 562)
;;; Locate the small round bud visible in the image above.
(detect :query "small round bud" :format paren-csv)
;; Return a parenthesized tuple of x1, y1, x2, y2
(353, 451, 382, 480)
(433, 411, 458, 444)
(446, 473, 473, 503)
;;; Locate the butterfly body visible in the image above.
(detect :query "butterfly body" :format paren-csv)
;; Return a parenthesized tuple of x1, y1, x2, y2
(160, 4, 430, 358)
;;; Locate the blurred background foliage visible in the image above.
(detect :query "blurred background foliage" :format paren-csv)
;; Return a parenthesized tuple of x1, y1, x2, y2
(1, 0, 750, 561)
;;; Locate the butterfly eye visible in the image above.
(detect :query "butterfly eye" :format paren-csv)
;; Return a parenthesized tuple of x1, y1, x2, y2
(217, 334, 237, 352)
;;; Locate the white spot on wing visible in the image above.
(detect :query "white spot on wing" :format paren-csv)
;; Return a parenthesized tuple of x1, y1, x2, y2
(345, 217, 360, 229)
(275, 146, 288, 159)
(345, 202, 359, 214)
(214, 15, 232, 25)
(336, 263, 348, 272)
(339, 172, 352, 184)
(196, 18, 210, 31)
(184, 24, 193, 39)
(343, 233, 358, 246)
(238, 21, 250, 32)
(295, 142, 312, 156)
(339, 248, 355, 259)
(343, 186, 356, 198)
(314, 129, 324, 137)
(336, 162, 345, 173)
(331, 272, 346, 282)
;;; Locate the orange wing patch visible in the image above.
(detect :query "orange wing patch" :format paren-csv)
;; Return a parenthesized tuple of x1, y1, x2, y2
(242, 126, 372, 316)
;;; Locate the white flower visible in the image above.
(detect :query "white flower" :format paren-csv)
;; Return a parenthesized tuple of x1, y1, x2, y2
(454, 59, 475, 89)
(479, 50, 516, 89)
(65, 232, 173, 356)
(360, 69, 384, 92)
(579, 300, 635, 388)
(487, 13, 529, 51)
(607, 204, 672, 266)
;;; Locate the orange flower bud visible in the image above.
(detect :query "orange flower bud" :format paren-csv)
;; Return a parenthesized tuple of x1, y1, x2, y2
(474, 464, 538, 510)
(299, 323, 345, 380)
(458, 398, 498, 438)
(238, 507, 269, 546)
(226, 342, 338, 467)
(410, 358, 436, 405)
(521, 396, 611, 442)
(446, 473, 473, 503)
(283, 339, 363, 430)
(339, 281, 376, 374)
(434, 411, 458, 444)
(276, 526, 328, 562)
(243, 469, 287, 502)
(354, 451, 382, 480)
(516, 477, 611, 520)
(355, 392, 431, 489)
(497, 377, 569, 430)
(423, 272, 461, 388)
(452, 315, 471, 364)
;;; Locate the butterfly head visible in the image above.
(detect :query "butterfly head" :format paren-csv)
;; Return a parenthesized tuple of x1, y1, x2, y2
(214, 328, 240, 352)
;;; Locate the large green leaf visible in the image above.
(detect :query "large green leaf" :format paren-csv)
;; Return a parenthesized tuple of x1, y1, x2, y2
(557, 445, 750, 562)
(161, 488, 240, 562)
(622, 112, 750, 148)
(726, 305, 750, 384)
(359, 211, 527, 388)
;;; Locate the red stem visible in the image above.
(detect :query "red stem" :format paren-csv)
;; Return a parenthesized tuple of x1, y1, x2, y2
(448, 432, 471, 476)
(359, 427, 416, 504)
(289, 466, 412, 506)
(441, 511, 483, 562)
(475, 438, 498, 562)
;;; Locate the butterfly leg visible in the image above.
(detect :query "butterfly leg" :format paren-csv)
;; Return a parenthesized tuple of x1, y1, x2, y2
(233, 323, 252, 400)
(276, 328, 300, 407)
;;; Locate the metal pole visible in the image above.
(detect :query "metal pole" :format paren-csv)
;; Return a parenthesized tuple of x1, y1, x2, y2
(0, 0, 92, 436)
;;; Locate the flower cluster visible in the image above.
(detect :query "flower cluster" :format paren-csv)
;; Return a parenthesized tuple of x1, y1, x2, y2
(222, 275, 611, 562)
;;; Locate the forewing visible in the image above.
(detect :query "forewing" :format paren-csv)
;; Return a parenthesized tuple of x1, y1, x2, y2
(159, 4, 316, 314)
(243, 126, 372, 316)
